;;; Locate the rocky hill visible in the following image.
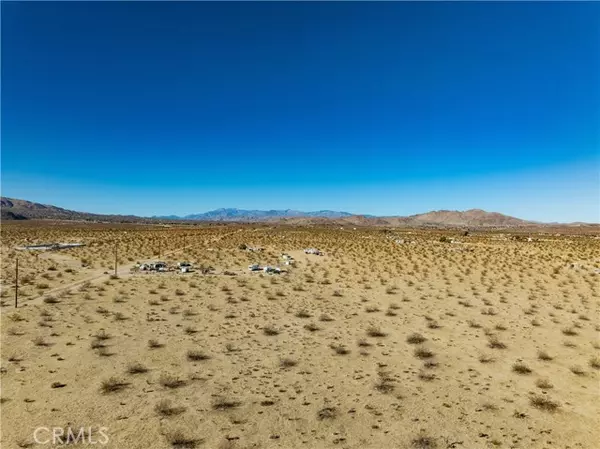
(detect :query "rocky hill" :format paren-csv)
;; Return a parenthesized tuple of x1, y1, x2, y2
(0, 198, 149, 223)
(3, 197, 586, 228)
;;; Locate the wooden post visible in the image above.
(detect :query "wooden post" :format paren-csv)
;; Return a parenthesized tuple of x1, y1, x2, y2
(158, 239, 162, 258)
(15, 258, 19, 308)
(114, 243, 118, 277)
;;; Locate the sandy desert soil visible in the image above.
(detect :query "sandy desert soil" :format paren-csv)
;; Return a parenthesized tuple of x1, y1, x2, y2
(1, 222, 599, 449)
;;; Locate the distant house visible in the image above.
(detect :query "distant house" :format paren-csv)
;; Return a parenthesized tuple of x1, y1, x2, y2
(178, 262, 193, 273)
(16, 242, 85, 251)
(304, 248, 322, 255)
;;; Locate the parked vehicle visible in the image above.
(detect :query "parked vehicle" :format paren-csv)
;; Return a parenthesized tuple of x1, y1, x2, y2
(178, 262, 193, 273)
(304, 248, 322, 255)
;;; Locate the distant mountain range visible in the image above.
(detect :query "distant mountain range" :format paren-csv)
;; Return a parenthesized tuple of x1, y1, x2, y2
(154, 208, 354, 221)
(1, 197, 596, 228)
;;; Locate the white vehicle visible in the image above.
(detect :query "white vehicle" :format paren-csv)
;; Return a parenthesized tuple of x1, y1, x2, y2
(151, 262, 167, 272)
(263, 266, 281, 274)
(304, 248, 322, 255)
(178, 262, 193, 273)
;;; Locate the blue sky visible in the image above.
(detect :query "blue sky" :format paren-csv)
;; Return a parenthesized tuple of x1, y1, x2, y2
(2, 2, 599, 222)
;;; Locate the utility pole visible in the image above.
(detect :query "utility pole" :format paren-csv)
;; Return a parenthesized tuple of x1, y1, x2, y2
(158, 239, 162, 258)
(114, 242, 118, 277)
(15, 258, 19, 308)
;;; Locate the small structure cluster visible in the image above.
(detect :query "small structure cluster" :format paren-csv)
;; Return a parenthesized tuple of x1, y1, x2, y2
(136, 261, 195, 273)
(16, 242, 85, 251)
(304, 248, 323, 255)
(138, 261, 168, 272)
(281, 253, 295, 265)
(248, 264, 282, 274)
(239, 244, 264, 252)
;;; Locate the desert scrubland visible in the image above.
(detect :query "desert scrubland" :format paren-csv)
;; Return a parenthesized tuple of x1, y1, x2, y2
(1, 222, 599, 449)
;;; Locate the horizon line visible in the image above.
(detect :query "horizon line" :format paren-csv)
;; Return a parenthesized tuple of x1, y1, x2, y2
(4, 196, 599, 225)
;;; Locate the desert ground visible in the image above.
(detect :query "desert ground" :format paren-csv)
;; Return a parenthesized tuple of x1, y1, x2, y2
(1, 221, 599, 449)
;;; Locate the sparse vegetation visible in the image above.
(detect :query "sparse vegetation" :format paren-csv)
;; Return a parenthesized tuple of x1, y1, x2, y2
(159, 374, 186, 389)
(212, 397, 241, 410)
(187, 350, 210, 361)
(512, 362, 532, 375)
(100, 377, 129, 394)
(317, 407, 338, 420)
(407, 333, 427, 344)
(530, 395, 560, 412)
(155, 399, 186, 417)
(414, 346, 434, 359)
(127, 362, 149, 374)
(166, 430, 201, 448)
(1, 221, 597, 449)
(263, 325, 280, 336)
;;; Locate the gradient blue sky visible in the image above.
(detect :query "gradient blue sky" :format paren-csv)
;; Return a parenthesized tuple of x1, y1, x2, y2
(2, 2, 599, 222)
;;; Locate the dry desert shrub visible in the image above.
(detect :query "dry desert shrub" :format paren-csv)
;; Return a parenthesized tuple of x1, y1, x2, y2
(330, 344, 350, 355)
(187, 350, 210, 361)
(33, 336, 51, 347)
(127, 362, 149, 374)
(263, 325, 280, 336)
(295, 309, 312, 318)
(94, 330, 111, 340)
(570, 365, 586, 376)
(512, 362, 532, 375)
(100, 377, 129, 394)
(487, 336, 507, 349)
(212, 397, 241, 410)
(317, 407, 338, 420)
(90, 340, 106, 350)
(535, 378, 553, 389)
(366, 326, 387, 337)
(479, 354, 495, 364)
(414, 346, 434, 359)
(375, 370, 396, 393)
(159, 374, 186, 389)
(529, 394, 560, 412)
(280, 358, 298, 368)
(411, 435, 438, 449)
(155, 399, 185, 417)
(303, 322, 320, 332)
(165, 430, 202, 448)
(407, 333, 427, 344)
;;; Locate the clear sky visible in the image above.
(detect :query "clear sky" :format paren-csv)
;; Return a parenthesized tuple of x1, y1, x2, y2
(2, 2, 599, 222)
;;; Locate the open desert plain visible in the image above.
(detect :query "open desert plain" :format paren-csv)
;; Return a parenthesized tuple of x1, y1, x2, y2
(1, 221, 599, 449)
